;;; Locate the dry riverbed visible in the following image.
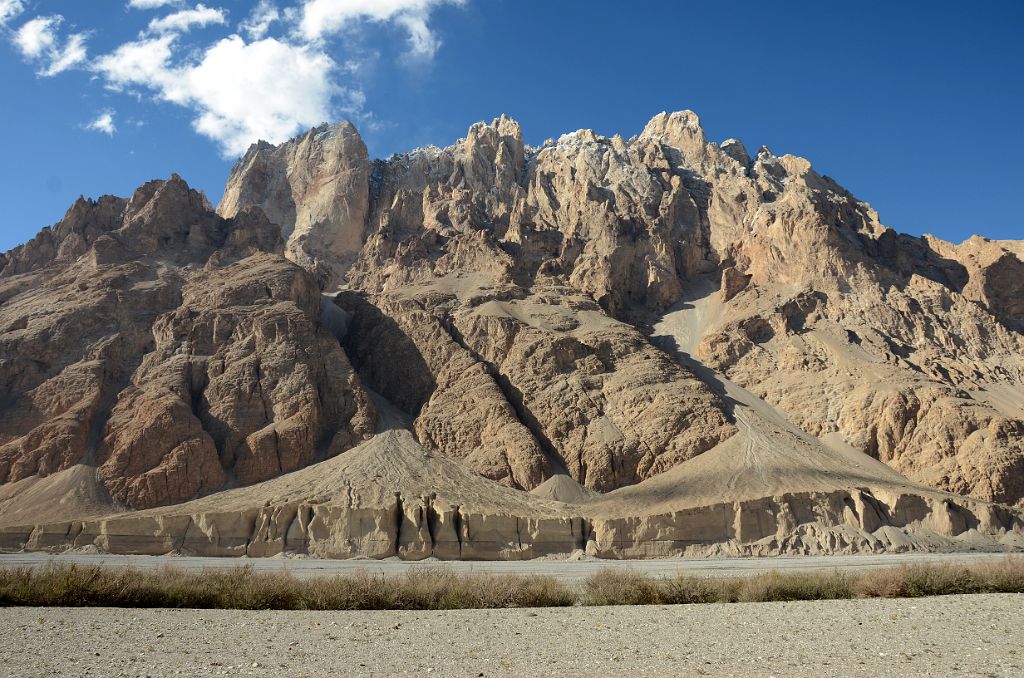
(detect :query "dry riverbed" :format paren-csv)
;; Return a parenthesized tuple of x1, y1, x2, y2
(2, 594, 1022, 677)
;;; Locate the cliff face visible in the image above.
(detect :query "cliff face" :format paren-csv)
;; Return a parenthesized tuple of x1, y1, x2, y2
(223, 110, 1023, 507)
(1, 110, 1022, 558)
(216, 121, 370, 288)
(0, 175, 376, 511)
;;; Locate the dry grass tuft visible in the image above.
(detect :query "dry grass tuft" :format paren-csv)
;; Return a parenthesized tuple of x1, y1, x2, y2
(0, 565, 575, 610)
(1, 558, 1021, 610)
(582, 569, 665, 606)
(853, 559, 1024, 598)
(582, 569, 854, 605)
(301, 570, 575, 610)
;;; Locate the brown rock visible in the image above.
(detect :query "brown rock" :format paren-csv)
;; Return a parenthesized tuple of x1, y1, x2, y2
(218, 121, 370, 288)
(0, 176, 376, 510)
(720, 266, 751, 302)
(2, 109, 1024, 559)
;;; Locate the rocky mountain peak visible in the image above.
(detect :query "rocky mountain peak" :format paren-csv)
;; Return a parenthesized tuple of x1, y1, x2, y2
(218, 118, 369, 289)
(639, 110, 710, 167)
(459, 114, 527, 188)
(642, 109, 703, 134)
(310, 119, 360, 142)
(0, 194, 126, 278)
(466, 113, 523, 145)
(1, 109, 1022, 561)
(124, 174, 210, 226)
(719, 138, 751, 167)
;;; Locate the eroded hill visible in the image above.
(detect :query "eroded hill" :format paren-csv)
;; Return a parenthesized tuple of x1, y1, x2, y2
(1, 111, 1022, 558)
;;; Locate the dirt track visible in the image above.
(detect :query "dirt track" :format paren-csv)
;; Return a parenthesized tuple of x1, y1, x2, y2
(2, 594, 1022, 677)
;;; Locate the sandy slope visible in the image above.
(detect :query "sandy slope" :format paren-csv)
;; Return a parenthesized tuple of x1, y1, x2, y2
(121, 427, 576, 518)
(594, 283, 928, 516)
(0, 465, 116, 528)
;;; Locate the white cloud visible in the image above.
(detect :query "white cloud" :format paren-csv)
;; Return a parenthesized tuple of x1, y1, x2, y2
(95, 33, 350, 157)
(147, 4, 227, 34)
(41, 32, 88, 76)
(298, 0, 462, 58)
(14, 16, 57, 57)
(395, 12, 439, 59)
(128, 0, 182, 9)
(93, 34, 177, 90)
(240, 0, 279, 39)
(14, 15, 88, 76)
(8, 0, 468, 155)
(0, 0, 24, 27)
(179, 36, 344, 155)
(86, 110, 117, 135)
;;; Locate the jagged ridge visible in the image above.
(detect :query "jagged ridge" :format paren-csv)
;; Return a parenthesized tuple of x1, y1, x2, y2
(1, 109, 1023, 560)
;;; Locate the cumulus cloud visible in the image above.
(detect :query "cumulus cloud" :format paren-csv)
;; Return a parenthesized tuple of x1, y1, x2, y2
(298, 0, 462, 58)
(147, 4, 227, 34)
(13, 16, 57, 57)
(0, 0, 24, 27)
(179, 36, 344, 155)
(95, 33, 348, 156)
(240, 0, 279, 39)
(14, 15, 88, 76)
(93, 34, 177, 90)
(8, 0, 467, 155)
(86, 110, 117, 135)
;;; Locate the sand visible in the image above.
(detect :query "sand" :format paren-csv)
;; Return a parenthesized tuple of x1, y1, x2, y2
(2, 595, 1022, 677)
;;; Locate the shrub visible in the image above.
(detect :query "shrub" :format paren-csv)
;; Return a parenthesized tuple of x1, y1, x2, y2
(1, 557, 1021, 610)
(582, 569, 664, 606)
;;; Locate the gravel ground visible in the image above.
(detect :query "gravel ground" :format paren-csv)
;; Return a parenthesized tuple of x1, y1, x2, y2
(2, 595, 1022, 677)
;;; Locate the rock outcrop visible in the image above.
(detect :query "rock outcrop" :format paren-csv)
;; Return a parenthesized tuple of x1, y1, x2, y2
(1, 109, 1023, 559)
(330, 111, 1024, 510)
(335, 288, 732, 492)
(217, 121, 370, 288)
(0, 175, 375, 511)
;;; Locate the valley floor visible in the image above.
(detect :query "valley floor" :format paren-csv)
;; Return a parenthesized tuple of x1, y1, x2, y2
(2, 594, 1022, 677)
(0, 550, 1016, 581)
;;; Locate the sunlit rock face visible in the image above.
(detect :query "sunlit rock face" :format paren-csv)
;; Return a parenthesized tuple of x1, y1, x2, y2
(0, 110, 1022, 560)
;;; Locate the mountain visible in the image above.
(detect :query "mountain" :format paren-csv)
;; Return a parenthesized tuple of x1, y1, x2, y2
(0, 111, 1022, 559)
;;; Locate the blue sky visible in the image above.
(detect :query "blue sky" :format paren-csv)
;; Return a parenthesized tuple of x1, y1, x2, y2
(0, 0, 1021, 252)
